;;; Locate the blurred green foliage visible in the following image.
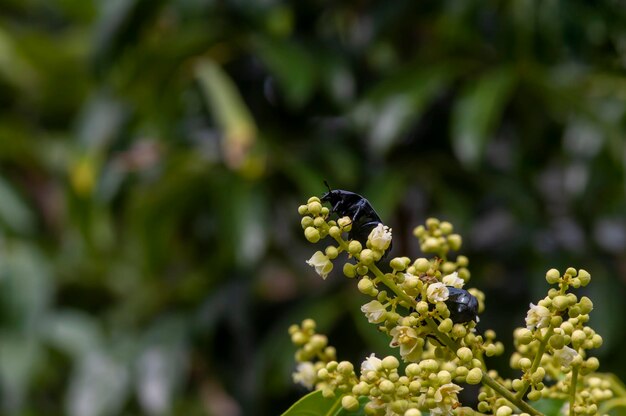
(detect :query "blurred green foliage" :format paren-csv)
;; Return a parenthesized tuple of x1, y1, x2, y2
(1, 0, 626, 415)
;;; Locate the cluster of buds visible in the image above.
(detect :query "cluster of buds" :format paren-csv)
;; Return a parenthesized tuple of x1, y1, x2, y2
(290, 193, 622, 416)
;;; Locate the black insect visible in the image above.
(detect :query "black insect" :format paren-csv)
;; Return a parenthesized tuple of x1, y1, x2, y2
(321, 182, 391, 251)
(445, 287, 479, 324)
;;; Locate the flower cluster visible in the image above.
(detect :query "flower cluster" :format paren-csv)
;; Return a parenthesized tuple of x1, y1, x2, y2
(290, 194, 623, 416)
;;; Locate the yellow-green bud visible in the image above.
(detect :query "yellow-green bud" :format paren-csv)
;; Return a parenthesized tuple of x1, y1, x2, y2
(358, 278, 374, 294)
(301, 216, 314, 228)
(360, 249, 375, 265)
(291, 332, 307, 345)
(438, 318, 453, 333)
(457, 347, 473, 363)
(322, 387, 334, 399)
(414, 258, 430, 272)
(496, 405, 513, 416)
(305, 227, 321, 243)
(440, 221, 453, 234)
(421, 359, 439, 372)
(317, 368, 329, 380)
(298, 205, 309, 215)
(550, 315, 563, 327)
(348, 240, 362, 255)
(517, 328, 533, 345)
(478, 402, 490, 413)
(565, 267, 577, 276)
(592, 334, 603, 348)
(343, 263, 356, 278)
(422, 237, 439, 251)
(549, 334, 565, 350)
(466, 368, 483, 385)
(379, 379, 395, 394)
(307, 196, 321, 204)
(452, 324, 467, 338)
(579, 296, 593, 314)
(441, 261, 456, 274)
(585, 357, 600, 371)
(390, 257, 407, 271)
(512, 378, 524, 391)
(356, 265, 368, 276)
(519, 358, 532, 370)
(437, 370, 452, 384)
(448, 234, 462, 251)
(416, 301, 429, 314)
(382, 356, 400, 370)
(404, 409, 422, 416)
(527, 390, 541, 401)
(578, 269, 591, 286)
(457, 255, 469, 267)
(531, 367, 545, 383)
(338, 361, 354, 374)
(458, 268, 471, 281)
(426, 217, 440, 229)
(328, 226, 341, 238)
(546, 268, 561, 284)
(552, 295, 569, 311)
(325, 246, 338, 259)
(310, 334, 327, 349)
(338, 216, 352, 229)
(308, 201, 322, 215)
(313, 216, 326, 228)
(341, 395, 360, 412)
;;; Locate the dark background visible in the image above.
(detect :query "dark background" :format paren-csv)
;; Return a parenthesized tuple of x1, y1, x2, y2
(1, 1, 626, 415)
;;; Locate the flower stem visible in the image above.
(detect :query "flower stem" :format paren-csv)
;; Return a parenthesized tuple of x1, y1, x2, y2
(481, 372, 544, 416)
(515, 325, 554, 400)
(569, 366, 578, 416)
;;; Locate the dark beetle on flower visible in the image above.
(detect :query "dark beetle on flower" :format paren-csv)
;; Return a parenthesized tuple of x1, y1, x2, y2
(321, 182, 391, 252)
(445, 287, 479, 324)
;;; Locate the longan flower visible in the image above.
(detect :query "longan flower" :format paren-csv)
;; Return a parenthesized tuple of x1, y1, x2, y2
(427, 282, 450, 303)
(361, 300, 387, 324)
(306, 251, 333, 279)
(554, 346, 579, 367)
(432, 383, 463, 415)
(389, 326, 423, 361)
(292, 362, 317, 389)
(525, 303, 551, 330)
(368, 223, 392, 251)
(361, 353, 383, 373)
(442, 271, 464, 289)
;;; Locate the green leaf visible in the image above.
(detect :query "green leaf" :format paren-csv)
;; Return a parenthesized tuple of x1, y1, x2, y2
(531, 397, 567, 416)
(281, 390, 341, 416)
(451, 67, 516, 168)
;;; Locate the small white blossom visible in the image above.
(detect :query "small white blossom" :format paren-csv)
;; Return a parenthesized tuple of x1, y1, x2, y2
(361, 353, 382, 373)
(306, 251, 333, 279)
(389, 326, 422, 361)
(368, 223, 392, 251)
(554, 346, 579, 367)
(442, 271, 464, 288)
(361, 300, 387, 323)
(525, 303, 551, 330)
(427, 282, 449, 303)
(292, 362, 317, 389)
(431, 383, 463, 415)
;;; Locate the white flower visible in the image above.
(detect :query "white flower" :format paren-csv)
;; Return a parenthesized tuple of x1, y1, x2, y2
(442, 271, 464, 289)
(368, 223, 392, 251)
(389, 326, 423, 361)
(361, 300, 387, 323)
(361, 353, 382, 373)
(427, 282, 449, 303)
(306, 251, 333, 279)
(431, 383, 463, 415)
(525, 303, 551, 330)
(554, 346, 579, 367)
(292, 362, 317, 389)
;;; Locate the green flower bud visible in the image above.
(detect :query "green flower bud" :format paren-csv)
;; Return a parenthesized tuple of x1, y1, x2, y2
(579, 296, 593, 314)
(440, 221, 453, 234)
(325, 246, 338, 259)
(379, 379, 395, 394)
(496, 405, 512, 416)
(550, 315, 563, 327)
(358, 278, 374, 294)
(302, 319, 316, 331)
(447, 234, 462, 251)
(585, 357, 600, 371)
(438, 318, 453, 333)
(382, 356, 400, 370)
(305, 227, 321, 243)
(565, 267, 577, 276)
(552, 295, 569, 311)
(341, 395, 360, 412)
(478, 402, 490, 413)
(546, 268, 561, 284)
(466, 368, 483, 385)
(422, 237, 440, 251)
(298, 205, 309, 215)
(416, 301, 429, 314)
(301, 216, 314, 228)
(549, 334, 565, 350)
(457, 347, 473, 363)
(441, 261, 456, 274)
(458, 268, 471, 281)
(328, 226, 341, 238)
(568, 306, 581, 318)
(313, 216, 326, 228)
(426, 217, 440, 229)
(437, 370, 452, 384)
(337, 361, 354, 374)
(413, 225, 425, 237)
(452, 324, 467, 338)
(404, 409, 422, 416)
(390, 257, 407, 271)
(512, 378, 524, 391)
(308, 201, 322, 215)
(343, 263, 356, 278)
(578, 269, 591, 286)
(291, 332, 307, 345)
(337, 216, 352, 230)
(519, 358, 532, 370)
(356, 265, 368, 276)
(317, 368, 329, 380)
(421, 359, 439, 372)
(592, 334, 603, 348)
(360, 249, 375, 265)
(348, 240, 362, 255)
(414, 258, 430, 272)
(527, 390, 541, 401)
(517, 328, 533, 345)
